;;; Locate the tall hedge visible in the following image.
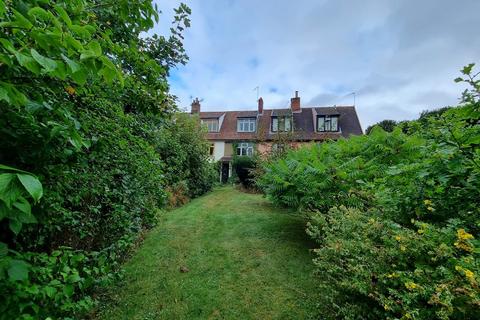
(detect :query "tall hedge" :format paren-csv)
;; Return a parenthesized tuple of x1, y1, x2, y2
(0, 1, 214, 318)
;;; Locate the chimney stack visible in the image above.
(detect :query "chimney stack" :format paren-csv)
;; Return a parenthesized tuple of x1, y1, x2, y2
(191, 98, 200, 114)
(290, 91, 301, 112)
(258, 97, 264, 114)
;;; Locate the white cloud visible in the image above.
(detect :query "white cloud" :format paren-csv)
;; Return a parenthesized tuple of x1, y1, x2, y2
(151, 0, 480, 127)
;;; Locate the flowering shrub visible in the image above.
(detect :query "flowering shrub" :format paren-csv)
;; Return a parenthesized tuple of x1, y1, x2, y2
(307, 207, 479, 319)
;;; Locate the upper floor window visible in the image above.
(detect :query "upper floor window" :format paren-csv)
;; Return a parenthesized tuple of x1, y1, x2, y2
(317, 115, 339, 132)
(271, 116, 292, 132)
(237, 118, 256, 132)
(201, 119, 219, 132)
(237, 142, 254, 156)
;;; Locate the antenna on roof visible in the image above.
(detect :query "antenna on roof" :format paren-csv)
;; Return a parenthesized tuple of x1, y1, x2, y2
(347, 92, 356, 106)
(253, 86, 259, 100)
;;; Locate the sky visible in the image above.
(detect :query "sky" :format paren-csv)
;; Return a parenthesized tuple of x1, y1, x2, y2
(149, 0, 480, 128)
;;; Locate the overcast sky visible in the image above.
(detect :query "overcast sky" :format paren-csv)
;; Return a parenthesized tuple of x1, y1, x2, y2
(150, 0, 480, 128)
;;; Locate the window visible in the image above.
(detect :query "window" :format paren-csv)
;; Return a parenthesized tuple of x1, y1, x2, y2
(272, 143, 285, 152)
(317, 115, 339, 132)
(209, 144, 214, 156)
(236, 142, 254, 156)
(237, 118, 256, 132)
(201, 119, 219, 132)
(271, 116, 292, 132)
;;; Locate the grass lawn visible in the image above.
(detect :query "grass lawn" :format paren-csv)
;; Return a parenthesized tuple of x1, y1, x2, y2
(95, 186, 321, 319)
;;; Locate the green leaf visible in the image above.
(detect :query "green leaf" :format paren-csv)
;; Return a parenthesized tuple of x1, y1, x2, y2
(12, 10, 33, 29)
(0, 242, 7, 258)
(44, 286, 57, 298)
(9, 218, 22, 234)
(15, 52, 41, 74)
(64, 284, 74, 297)
(31, 49, 57, 73)
(16, 173, 43, 202)
(0, 173, 15, 194)
(71, 69, 87, 85)
(71, 25, 91, 38)
(61, 54, 81, 73)
(0, 38, 15, 53)
(65, 34, 83, 50)
(13, 197, 31, 215)
(0, 82, 28, 106)
(54, 6, 72, 27)
(461, 63, 475, 75)
(8, 259, 30, 281)
(87, 41, 102, 57)
(0, 1, 5, 18)
(28, 7, 49, 21)
(0, 164, 31, 174)
(0, 86, 9, 103)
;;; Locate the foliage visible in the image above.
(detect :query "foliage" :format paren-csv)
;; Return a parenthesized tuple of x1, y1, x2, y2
(233, 155, 256, 188)
(258, 64, 480, 319)
(307, 206, 479, 320)
(152, 113, 216, 199)
(365, 119, 398, 134)
(0, 1, 214, 319)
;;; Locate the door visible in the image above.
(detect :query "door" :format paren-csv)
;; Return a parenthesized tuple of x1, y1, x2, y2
(221, 162, 229, 183)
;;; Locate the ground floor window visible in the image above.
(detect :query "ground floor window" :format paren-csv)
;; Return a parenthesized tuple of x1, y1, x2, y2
(209, 144, 214, 156)
(237, 142, 254, 156)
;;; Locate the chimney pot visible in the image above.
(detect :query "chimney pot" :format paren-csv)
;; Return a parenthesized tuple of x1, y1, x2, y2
(258, 97, 264, 114)
(191, 98, 201, 114)
(290, 91, 301, 112)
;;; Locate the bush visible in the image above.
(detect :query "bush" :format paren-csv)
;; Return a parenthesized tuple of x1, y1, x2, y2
(258, 64, 480, 319)
(307, 206, 479, 320)
(0, 1, 211, 318)
(233, 156, 256, 188)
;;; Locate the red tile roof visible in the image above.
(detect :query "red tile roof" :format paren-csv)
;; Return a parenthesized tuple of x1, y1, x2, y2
(199, 106, 362, 141)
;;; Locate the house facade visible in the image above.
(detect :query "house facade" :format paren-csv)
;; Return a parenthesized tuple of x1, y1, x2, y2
(192, 91, 363, 182)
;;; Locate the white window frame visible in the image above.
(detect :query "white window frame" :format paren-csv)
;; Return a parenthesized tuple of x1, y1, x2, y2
(271, 116, 292, 132)
(236, 142, 254, 156)
(237, 118, 256, 132)
(317, 115, 339, 132)
(201, 119, 219, 132)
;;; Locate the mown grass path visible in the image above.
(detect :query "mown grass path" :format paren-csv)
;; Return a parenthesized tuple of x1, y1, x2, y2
(97, 187, 320, 319)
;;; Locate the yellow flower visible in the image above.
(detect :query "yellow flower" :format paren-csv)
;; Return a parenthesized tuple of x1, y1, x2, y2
(400, 245, 407, 252)
(387, 272, 398, 279)
(457, 229, 474, 240)
(464, 269, 475, 281)
(424, 199, 432, 205)
(405, 281, 418, 290)
(383, 304, 390, 310)
(456, 266, 477, 285)
(395, 235, 402, 241)
(65, 86, 76, 95)
(427, 206, 435, 212)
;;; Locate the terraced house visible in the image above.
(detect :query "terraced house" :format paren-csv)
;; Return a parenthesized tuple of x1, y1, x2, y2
(192, 91, 363, 182)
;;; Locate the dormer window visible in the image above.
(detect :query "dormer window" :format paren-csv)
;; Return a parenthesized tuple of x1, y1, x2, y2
(271, 116, 292, 132)
(237, 118, 256, 132)
(317, 115, 339, 132)
(201, 119, 219, 132)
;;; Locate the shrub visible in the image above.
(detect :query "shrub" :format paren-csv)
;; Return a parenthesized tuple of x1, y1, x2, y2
(258, 64, 480, 319)
(307, 207, 479, 320)
(233, 156, 256, 188)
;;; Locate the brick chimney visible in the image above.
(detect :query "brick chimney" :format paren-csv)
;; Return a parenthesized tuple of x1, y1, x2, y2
(258, 97, 264, 114)
(290, 91, 301, 112)
(191, 98, 200, 114)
